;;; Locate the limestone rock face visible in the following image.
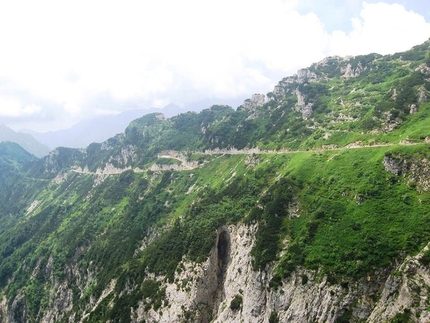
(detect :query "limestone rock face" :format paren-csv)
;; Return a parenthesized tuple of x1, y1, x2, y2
(383, 154, 405, 175)
(243, 94, 266, 111)
(270, 54, 371, 100)
(5, 222, 430, 323)
(341, 62, 365, 78)
(415, 63, 430, 76)
(367, 249, 430, 323)
(295, 89, 314, 119)
(383, 154, 430, 192)
(126, 223, 430, 323)
(296, 68, 319, 82)
(418, 86, 428, 103)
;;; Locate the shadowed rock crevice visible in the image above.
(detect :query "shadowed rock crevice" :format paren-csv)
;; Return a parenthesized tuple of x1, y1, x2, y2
(194, 226, 231, 323)
(217, 229, 231, 284)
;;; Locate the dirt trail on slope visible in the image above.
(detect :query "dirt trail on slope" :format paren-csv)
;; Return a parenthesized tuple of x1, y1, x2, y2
(198, 141, 419, 156)
(68, 141, 422, 176)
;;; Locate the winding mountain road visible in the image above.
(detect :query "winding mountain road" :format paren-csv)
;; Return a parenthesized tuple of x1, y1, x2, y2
(68, 141, 423, 176)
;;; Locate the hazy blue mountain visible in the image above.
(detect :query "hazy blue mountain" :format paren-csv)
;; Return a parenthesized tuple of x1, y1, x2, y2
(182, 97, 245, 113)
(22, 100, 244, 150)
(2, 40, 430, 323)
(0, 124, 50, 157)
(23, 105, 186, 149)
(0, 141, 38, 165)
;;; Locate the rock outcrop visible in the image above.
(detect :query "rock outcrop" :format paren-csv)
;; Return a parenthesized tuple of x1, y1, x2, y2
(243, 94, 266, 111)
(295, 88, 314, 119)
(383, 153, 430, 192)
(125, 223, 430, 323)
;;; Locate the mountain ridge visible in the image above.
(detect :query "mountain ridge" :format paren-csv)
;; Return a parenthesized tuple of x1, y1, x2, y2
(20, 106, 184, 149)
(0, 124, 51, 158)
(20, 99, 243, 150)
(0, 40, 430, 322)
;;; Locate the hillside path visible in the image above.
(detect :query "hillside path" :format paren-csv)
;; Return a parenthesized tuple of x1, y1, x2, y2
(69, 141, 422, 176)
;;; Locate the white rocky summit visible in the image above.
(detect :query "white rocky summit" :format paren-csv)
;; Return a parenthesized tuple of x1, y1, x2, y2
(243, 94, 266, 110)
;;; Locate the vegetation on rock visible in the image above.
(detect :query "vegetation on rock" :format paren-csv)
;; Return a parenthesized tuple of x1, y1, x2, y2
(0, 40, 430, 322)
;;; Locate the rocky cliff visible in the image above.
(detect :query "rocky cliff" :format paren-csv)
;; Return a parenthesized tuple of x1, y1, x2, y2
(1, 40, 430, 323)
(126, 222, 430, 323)
(19, 222, 427, 323)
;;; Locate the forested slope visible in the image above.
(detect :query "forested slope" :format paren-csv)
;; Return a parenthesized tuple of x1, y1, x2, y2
(0, 40, 430, 323)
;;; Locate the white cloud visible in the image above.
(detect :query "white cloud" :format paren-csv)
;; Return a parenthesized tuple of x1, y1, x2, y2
(0, 98, 41, 117)
(0, 98, 22, 117)
(0, 1, 428, 131)
(328, 2, 430, 56)
(22, 104, 42, 116)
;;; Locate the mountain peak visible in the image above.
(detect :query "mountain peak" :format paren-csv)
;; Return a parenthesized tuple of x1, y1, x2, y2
(0, 125, 50, 157)
(1, 40, 430, 323)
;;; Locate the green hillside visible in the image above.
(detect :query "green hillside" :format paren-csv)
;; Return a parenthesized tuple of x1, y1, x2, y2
(0, 125, 51, 158)
(0, 40, 430, 322)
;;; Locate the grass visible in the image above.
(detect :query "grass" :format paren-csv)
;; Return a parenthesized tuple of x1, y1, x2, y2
(2, 40, 430, 322)
(270, 145, 430, 281)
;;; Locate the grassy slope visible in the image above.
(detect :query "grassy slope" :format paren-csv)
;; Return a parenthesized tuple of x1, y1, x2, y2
(275, 145, 430, 281)
(1, 42, 430, 321)
(67, 147, 430, 312)
(2, 143, 430, 321)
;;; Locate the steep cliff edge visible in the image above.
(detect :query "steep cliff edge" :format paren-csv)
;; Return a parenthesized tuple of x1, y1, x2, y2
(126, 223, 430, 323)
(1, 41, 430, 323)
(2, 221, 430, 323)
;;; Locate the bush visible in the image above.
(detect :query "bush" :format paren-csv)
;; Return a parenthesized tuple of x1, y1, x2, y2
(391, 309, 412, 323)
(269, 311, 280, 323)
(251, 178, 297, 270)
(230, 294, 243, 311)
(419, 249, 430, 266)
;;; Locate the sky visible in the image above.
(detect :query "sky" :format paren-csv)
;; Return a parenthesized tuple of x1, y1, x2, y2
(0, 0, 429, 132)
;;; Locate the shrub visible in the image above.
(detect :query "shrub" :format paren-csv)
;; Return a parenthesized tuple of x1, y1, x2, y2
(419, 249, 430, 266)
(269, 311, 280, 323)
(230, 294, 243, 311)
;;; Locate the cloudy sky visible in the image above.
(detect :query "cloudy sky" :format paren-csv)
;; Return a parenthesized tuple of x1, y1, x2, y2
(0, 0, 429, 132)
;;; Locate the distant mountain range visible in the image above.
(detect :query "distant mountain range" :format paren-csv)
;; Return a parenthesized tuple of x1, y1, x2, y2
(0, 141, 38, 165)
(2, 40, 430, 323)
(21, 105, 184, 150)
(17, 100, 244, 152)
(0, 124, 51, 158)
